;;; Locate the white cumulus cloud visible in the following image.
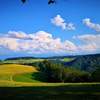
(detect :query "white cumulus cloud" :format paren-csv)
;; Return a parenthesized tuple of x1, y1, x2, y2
(51, 15, 75, 30)
(83, 18, 100, 32)
(0, 37, 19, 51)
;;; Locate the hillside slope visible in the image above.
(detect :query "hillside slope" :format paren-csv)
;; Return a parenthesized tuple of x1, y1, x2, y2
(0, 64, 46, 83)
(63, 54, 100, 72)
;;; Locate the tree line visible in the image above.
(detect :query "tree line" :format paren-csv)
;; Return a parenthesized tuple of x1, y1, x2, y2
(34, 60, 100, 83)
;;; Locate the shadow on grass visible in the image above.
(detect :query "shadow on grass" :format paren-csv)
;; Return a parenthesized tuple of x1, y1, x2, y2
(0, 85, 100, 100)
(31, 72, 48, 82)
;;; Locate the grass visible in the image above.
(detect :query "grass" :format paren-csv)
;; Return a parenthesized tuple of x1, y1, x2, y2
(13, 73, 39, 83)
(60, 58, 75, 62)
(0, 64, 47, 86)
(13, 72, 47, 83)
(0, 64, 38, 82)
(0, 83, 100, 100)
(0, 64, 37, 74)
(1, 59, 44, 64)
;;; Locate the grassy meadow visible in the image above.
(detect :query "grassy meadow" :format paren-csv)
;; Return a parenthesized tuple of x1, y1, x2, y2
(0, 82, 100, 100)
(1, 59, 44, 64)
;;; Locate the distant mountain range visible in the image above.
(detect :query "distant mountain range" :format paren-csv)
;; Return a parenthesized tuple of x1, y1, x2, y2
(5, 57, 39, 60)
(5, 53, 100, 60)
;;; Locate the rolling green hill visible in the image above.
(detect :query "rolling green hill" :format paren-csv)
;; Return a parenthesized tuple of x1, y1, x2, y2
(0, 64, 46, 85)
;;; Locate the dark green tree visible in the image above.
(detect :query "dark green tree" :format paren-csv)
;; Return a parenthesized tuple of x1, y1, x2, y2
(92, 67, 100, 82)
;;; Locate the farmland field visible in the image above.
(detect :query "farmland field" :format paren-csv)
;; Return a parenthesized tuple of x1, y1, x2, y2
(60, 58, 75, 62)
(1, 59, 44, 64)
(0, 64, 38, 81)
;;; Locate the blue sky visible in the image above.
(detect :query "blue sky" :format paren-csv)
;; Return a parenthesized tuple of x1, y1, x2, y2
(0, 0, 100, 59)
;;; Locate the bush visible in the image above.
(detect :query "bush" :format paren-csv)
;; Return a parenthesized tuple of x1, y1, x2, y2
(62, 67, 91, 82)
(92, 67, 100, 82)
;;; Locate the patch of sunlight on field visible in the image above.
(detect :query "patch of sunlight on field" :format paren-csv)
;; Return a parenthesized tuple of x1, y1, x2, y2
(0, 64, 38, 82)
(0, 80, 100, 87)
(60, 58, 75, 62)
(0, 80, 46, 87)
(0, 64, 38, 74)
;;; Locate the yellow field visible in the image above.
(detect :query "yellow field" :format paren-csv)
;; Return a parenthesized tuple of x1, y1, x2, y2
(0, 64, 38, 83)
(0, 64, 37, 74)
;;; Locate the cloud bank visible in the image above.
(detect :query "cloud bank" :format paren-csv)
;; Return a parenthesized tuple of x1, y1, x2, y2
(0, 31, 100, 55)
(73, 34, 100, 52)
(0, 31, 77, 55)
